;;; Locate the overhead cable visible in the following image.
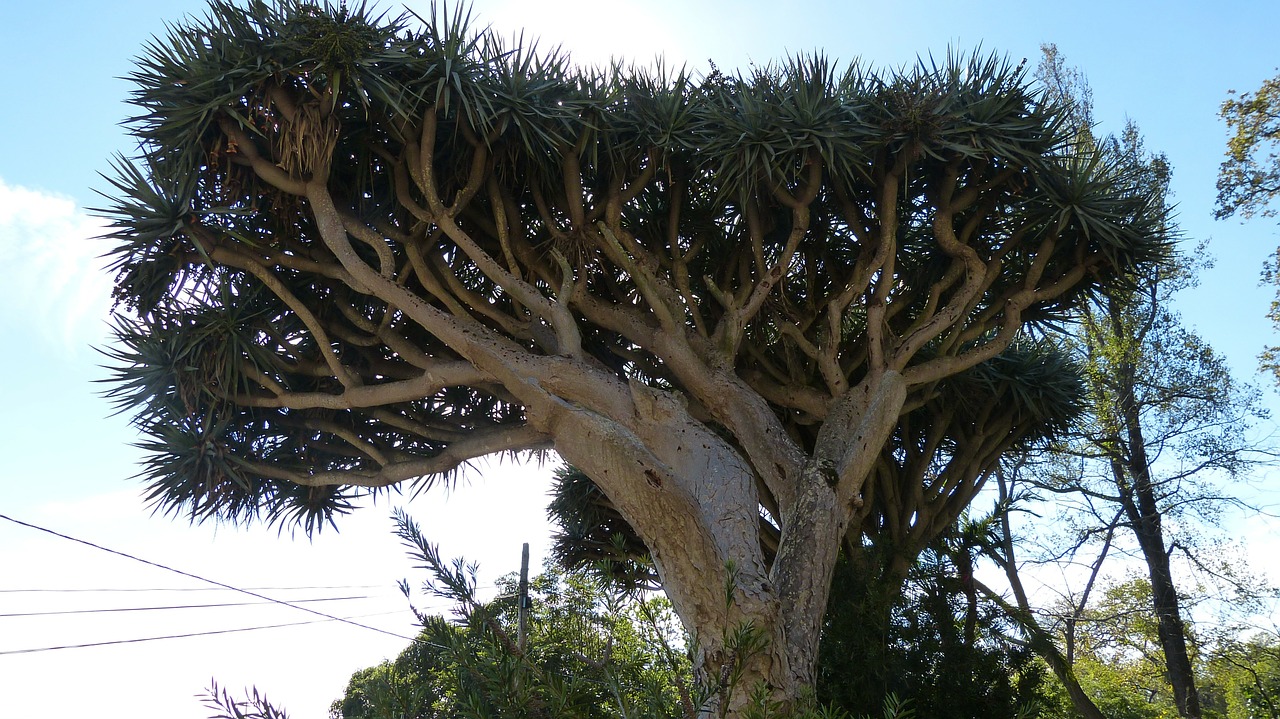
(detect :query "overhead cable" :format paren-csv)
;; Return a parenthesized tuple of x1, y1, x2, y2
(0, 610, 405, 656)
(0, 512, 419, 643)
(0, 595, 370, 618)
(0, 584, 381, 593)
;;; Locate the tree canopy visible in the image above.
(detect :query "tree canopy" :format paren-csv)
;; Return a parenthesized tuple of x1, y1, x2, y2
(101, 0, 1170, 710)
(1217, 72, 1280, 222)
(1218, 71, 1280, 384)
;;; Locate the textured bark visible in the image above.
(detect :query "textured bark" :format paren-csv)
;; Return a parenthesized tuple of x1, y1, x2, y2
(1116, 370, 1202, 719)
(768, 371, 907, 695)
(1077, 291, 1202, 719)
(554, 372, 909, 714)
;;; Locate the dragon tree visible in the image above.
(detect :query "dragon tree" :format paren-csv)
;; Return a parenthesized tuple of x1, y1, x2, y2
(101, 1, 1168, 714)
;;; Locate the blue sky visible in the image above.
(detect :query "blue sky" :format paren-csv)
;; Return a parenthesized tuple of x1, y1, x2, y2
(2, 1, 1279, 717)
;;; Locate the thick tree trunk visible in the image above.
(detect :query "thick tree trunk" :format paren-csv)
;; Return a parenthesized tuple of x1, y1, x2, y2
(762, 370, 907, 710)
(314, 168, 910, 715)
(1136, 521, 1201, 719)
(1116, 357, 1202, 719)
(553, 371, 906, 717)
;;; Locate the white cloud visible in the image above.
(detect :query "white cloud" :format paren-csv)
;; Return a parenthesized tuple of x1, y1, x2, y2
(0, 178, 115, 352)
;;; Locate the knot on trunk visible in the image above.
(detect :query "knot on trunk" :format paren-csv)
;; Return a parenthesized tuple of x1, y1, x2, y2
(817, 457, 839, 487)
(629, 378, 687, 423)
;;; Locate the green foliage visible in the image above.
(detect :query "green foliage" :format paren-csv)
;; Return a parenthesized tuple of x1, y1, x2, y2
(1204, 633, 1280, 719)
(330, 510, 694, 719)
(1028, 577, 1280, 719)
(332, 655, 450, 719)
(1039, 660, 1176, 719)
(333, 508, 1037, 719)
(817, 540, 1051, 719)
(1030, 577, 1209, 719)
(203, 681, 292, 719)
(1217, 73, 1280, 221)
(1070, 579, 1185, 716)
(1217, 71, 1280, 385)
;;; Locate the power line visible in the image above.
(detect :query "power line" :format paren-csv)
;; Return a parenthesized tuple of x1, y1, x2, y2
(0, 584, 382, 593)
(0, 610, 407, 656)
(0, 595, 371, 618)
(0, 512, 419, 644)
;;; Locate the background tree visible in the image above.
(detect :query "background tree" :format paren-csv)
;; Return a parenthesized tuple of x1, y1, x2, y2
(102, 1, 1168, 711)
(331, 511, 692, 719)
(1040, 577, 1186, 719)
(1204, 630, 1280, 719)
(983, 465, 1109, 719)
(1217, 71, 1280, 382)
(977, 46, 1270, 719)
(1217, 73, 1280, 223)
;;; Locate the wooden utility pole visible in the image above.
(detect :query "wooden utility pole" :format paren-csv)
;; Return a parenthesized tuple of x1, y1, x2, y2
(517, 542, 530, 652)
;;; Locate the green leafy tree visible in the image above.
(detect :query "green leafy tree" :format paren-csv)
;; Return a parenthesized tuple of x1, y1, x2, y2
(1204, 631, 1280, 719)
(101, 1, 1168, 711)
(1217, 71, 1280, 381)
(975, 46, 1269, 719)
(1063, 578, 1186, 719)
(816, 524, 1053, 719)
(332, 511, 693, 719)
(1217, 73, 1280, 222)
